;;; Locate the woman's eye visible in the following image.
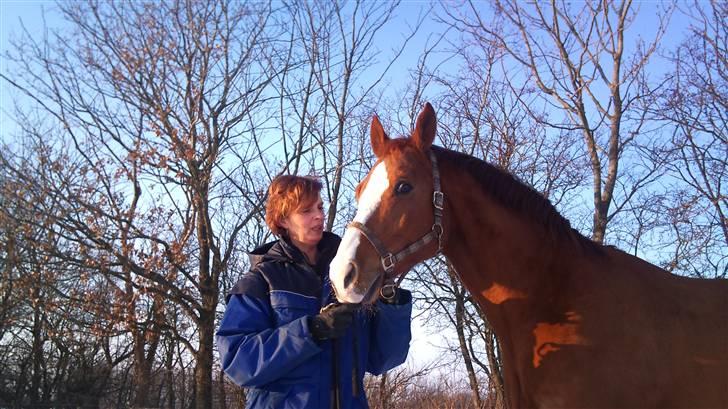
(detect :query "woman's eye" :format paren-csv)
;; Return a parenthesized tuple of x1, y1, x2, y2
(395, 181, 413, 195)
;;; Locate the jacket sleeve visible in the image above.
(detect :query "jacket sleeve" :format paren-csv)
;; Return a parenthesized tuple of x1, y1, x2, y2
(215, 273, 322, 387)
(366, 289, 413, 375)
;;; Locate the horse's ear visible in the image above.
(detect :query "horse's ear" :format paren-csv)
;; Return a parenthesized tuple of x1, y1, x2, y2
(371, 115, 390, 158)
(412, 102, 436, 152)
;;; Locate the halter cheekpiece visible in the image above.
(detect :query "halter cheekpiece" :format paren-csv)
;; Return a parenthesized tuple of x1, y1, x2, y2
(347, 149, 444, 300)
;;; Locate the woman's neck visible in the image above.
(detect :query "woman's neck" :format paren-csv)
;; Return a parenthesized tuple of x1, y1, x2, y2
(290, 238, 317, 265)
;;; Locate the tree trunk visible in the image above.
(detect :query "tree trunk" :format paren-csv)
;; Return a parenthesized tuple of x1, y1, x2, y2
(454, 283, 483, 409)
(218, 368, 227, 409)
(132, 339, 153, 408)
(378, 372, 388, 409)
(235, 386, 247, 408)
(194, 306, 216, 409)
(165, 334, 176, 409)
(29, 284, 43, 406)
(477, 308, 507, 409)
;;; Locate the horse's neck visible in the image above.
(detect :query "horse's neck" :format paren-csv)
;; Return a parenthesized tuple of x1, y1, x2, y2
(440, 165, 575, 327)
(438, 164, 585, 402)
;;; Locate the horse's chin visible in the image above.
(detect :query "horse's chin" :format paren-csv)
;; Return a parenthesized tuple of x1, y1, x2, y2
(361, 273, 385, 305)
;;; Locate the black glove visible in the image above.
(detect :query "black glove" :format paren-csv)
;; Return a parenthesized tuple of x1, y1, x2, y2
(308, 303, 357, 341)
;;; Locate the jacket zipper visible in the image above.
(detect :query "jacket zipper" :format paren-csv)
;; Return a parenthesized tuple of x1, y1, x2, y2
(351, 324, 359, 398)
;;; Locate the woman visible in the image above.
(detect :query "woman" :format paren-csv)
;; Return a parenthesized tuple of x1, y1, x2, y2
(216, 175, 412, 409)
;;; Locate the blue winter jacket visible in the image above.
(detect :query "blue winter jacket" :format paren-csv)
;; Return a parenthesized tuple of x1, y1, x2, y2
(216, 232, 412, 409)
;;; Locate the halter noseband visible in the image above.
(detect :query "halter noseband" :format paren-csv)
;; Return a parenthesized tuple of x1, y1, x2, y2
(347, 149, 444, 300)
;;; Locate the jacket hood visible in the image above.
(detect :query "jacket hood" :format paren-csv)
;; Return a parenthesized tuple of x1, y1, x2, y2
(248, 231, 341, 270)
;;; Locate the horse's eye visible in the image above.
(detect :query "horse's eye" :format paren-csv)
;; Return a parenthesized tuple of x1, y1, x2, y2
(395, 181, 412, 195)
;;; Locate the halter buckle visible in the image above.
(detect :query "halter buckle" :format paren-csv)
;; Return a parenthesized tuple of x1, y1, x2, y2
(432, 222, 444, 251)
(382, 253, 396, 273)
(433, 191, 444, 210)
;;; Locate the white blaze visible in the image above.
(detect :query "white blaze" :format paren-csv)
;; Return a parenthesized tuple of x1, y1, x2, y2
(329, 162, 390, 303)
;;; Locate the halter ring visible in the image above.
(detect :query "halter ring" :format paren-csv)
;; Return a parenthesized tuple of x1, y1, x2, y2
(380, 283, 397, 301)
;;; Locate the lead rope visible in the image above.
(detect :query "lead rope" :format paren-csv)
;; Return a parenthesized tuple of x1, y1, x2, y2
(331, 338, 341, 409)
(322, 275, 342, 409)
(351, 323, 360, 398)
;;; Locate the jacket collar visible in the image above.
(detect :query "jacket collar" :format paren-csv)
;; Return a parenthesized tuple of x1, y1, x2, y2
(248, 231, 341, 272)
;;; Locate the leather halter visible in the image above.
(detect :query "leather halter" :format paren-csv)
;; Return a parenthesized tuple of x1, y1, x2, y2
(347, 150, 444, 299)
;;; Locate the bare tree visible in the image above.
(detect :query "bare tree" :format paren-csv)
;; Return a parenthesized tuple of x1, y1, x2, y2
(364, 365, 436, 409)
(440, 0, 673, 244)
(654, 0, 727, 278)
(1, 1, 281, 407)
(1, 149, 130, 407)
(2, 0, 431, 406)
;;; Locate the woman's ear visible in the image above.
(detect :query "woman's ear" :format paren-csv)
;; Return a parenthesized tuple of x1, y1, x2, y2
(279, 218, 289, 230)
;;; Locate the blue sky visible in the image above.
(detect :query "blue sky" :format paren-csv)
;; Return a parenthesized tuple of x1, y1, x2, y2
(1, 1, 57, 139)
(1, 0, 688, 143)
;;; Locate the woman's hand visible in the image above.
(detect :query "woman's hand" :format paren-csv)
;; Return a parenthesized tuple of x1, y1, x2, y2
(309, 303, 357, 341)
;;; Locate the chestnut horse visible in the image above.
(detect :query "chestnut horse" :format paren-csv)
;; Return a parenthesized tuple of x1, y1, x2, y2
(329, 103, 728, 408)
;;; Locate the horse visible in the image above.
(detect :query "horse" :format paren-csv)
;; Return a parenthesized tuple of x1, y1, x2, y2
(329, 103, 728, 408)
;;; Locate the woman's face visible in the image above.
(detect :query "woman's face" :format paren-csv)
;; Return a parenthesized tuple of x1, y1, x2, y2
(282, 195, 325, 247)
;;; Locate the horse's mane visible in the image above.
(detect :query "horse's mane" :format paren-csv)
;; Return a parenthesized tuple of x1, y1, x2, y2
(433, 146, 602, 255)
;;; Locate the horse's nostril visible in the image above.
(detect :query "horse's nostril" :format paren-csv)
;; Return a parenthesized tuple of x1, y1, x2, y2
(343, 262, 356, 289)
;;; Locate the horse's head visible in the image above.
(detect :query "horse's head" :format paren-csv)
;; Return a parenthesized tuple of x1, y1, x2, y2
(330, 103, 443, 304)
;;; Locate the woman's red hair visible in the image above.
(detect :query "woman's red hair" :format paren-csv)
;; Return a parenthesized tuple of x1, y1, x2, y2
(265, 175, 323, 237)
